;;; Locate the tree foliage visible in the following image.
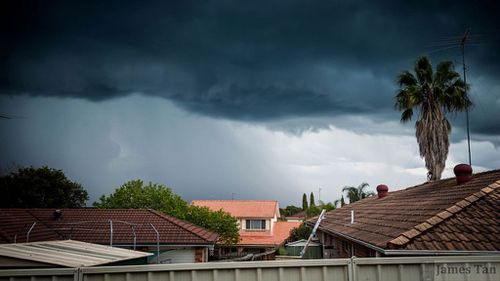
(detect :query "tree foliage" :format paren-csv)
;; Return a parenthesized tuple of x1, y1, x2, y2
(309, 192, 315, 207)
(280, 205, 303, 217)
(186, 205, 240, 245)
(94, 180, 240, 245)
(288, 223, 312, 241)
(93, 180, 189, 218)
(0, 166, 88, 208)
(302, 193, 308, 210)
(341, 182, 374, 204)
(333, 196, 345, 208)
(395, 56, 471, 180)
(306, 200, 335, 217)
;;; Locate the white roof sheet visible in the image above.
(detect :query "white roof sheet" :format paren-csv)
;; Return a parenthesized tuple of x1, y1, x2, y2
(0, 240, 152, 267)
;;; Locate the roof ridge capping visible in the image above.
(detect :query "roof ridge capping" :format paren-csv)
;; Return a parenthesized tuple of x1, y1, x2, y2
(387, 179, 500, 248)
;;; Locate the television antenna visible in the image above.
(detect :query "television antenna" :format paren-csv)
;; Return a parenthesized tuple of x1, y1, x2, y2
(461, 28, 472, 166)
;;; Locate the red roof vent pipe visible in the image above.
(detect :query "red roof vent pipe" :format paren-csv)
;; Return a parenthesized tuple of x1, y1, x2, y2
(376, 184, 389, 199)
(454, 164, 473, 184)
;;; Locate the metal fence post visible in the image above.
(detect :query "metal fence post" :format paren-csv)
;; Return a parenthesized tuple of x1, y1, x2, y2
(26, 222, 37, 243)
(150, 223, 160, 264)
(348, 256, 356, 281)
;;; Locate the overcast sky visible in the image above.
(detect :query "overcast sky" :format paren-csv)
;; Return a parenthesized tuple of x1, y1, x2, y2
(1, 0, 499, 206)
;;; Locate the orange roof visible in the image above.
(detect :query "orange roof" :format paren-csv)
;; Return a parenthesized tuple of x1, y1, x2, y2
(239, 221, 302, 246)
(191, 200, 279, 218)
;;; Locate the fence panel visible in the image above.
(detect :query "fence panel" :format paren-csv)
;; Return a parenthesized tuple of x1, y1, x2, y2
(0, 268, 77, 281)
(353, 256, 500, 281)
(1, 256, 499, 281)
(80, 259, 350, 281)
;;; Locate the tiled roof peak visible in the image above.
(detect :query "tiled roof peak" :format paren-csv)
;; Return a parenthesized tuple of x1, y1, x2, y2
(388, 180, 500, 248)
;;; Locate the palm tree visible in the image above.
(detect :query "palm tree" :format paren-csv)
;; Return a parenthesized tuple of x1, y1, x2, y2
(341, 182, 374, 204)
(395, 57, 472, 180)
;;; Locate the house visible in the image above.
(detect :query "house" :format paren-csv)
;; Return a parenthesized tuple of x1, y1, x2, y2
(284, 210, 307, 222)
(191, 200, 301, 255)
(0, 208, 219, 263)
(307, 164, 500, 258)
(0, 240, 152, 268)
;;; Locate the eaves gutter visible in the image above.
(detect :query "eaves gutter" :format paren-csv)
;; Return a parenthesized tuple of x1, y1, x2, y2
(111, 244, 215, 248)
(383, 250, 500, 256)
(314, 225, 500, 256)
(317, 226, 386, 254)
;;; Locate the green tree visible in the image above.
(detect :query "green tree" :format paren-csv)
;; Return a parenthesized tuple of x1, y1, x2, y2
(302, 193, 308, 210)
(94, 180, 240, 245)
(93, 180, 189, 218)
(306, 204, 320, 217)
(0, 166, 88, 207)
(288, 224, 312, 241)
(333, 197, 345, 208)
(309, 192, 315, 207)
(280, 205, 302, 217)
(341, 182, 374, 204)
(318, 200, 335, 212)
(395, 56, 471, 180)
(186, 205, 240, 245)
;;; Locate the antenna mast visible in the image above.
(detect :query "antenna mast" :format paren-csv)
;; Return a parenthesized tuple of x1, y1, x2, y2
(461, 28, 472, 166)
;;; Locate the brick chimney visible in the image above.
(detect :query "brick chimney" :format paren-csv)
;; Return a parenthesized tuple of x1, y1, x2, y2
(454, 164, 473, 184)
(376, 184, 389, 199)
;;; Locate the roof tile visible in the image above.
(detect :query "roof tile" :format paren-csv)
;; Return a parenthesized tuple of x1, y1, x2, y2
(0, 209, 218, 245)
(191, 200, 278, 218)
(308, 169, 500, 252)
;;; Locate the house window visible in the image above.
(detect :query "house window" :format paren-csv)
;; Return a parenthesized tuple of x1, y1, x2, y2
(246, 219, 266, 229)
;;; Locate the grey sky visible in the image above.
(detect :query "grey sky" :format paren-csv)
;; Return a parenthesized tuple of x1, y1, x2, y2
(1, 0, 499, 206)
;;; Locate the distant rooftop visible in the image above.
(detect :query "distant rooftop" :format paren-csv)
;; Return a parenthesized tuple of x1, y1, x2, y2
(191, 200, 279, 218)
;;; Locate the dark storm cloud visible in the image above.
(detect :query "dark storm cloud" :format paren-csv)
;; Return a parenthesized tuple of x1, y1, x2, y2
(1, 0, 499, 135)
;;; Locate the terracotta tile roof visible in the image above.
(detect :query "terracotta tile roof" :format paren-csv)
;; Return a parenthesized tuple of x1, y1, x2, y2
(285, 210, 307, 220)
(309, 169, 500, 252)
(239, 221, 302, 247)
(191, 200, 278, 218)
(0, 209, 218, 245)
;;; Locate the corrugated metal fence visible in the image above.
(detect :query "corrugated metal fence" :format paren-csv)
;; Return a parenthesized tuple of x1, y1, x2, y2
(1, 256, 499, 281)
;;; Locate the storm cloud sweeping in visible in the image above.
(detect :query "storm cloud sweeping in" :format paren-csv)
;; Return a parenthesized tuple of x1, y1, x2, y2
(1, 0, 499, 205)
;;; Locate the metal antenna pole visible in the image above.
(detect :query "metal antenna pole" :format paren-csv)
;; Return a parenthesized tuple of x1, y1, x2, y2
(461, 28, 472, 166)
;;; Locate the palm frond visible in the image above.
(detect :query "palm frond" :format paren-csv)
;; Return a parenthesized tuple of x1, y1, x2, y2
(415, 57, 433, 85)
(400, 108, 413, 123)
(397, 71, 417, 87)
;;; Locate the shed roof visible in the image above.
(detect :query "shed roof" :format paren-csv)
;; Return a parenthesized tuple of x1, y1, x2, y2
(191, 200, 279, 218)
(0, 209, 219, 246)
(308, 169, 500, 253)
(0, 240, 152, 267)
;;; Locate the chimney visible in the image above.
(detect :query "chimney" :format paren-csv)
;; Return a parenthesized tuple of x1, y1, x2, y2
(53, 209, 62, 220)
(454, 164, 473, 184)
(376, 184, 389, 199)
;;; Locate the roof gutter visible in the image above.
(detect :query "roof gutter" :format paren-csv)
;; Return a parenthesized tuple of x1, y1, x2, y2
(313, 225, 500, 256)
(315, 225, 386, 254)
(383, 250, 500, 256)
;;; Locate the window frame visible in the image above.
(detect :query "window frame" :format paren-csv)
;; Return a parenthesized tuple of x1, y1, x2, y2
(245, 219, 266, 230)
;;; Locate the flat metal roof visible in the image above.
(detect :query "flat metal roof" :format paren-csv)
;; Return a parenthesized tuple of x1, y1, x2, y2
(0, 240, 152, 267)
